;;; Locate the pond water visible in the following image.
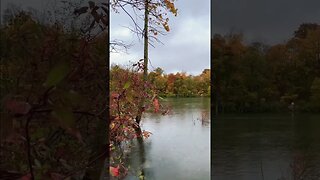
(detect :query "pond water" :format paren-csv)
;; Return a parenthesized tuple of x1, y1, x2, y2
(124, 97, 210, 180)
(212, 113, 320, 180)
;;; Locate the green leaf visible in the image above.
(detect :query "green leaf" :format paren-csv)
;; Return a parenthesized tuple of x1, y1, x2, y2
(158, 96, 165, 100)
(44, 61, 69, 87)
(64, 90, 85, 106)
(52, 107, 75, 128)
(34, 159, 41, 168)
(123, 82, 131, 89)
(66, 128, 84, 144)
(0, 112, 13, 139)
(138, 171, 144, 180)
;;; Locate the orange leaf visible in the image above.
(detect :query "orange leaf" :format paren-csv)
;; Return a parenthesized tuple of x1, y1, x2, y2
(153, 98, 160, 113)
(163, 23, 170, 32)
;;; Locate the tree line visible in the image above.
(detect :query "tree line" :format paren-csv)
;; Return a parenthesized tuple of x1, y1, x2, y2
(110, 65, 211, 98)
(212, 23, 320, 113)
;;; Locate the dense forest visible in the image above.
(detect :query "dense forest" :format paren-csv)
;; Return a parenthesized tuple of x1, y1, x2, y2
(110, 65, 210, 98)
(212, 23, 320, 113)
(0, 3, 110, 179)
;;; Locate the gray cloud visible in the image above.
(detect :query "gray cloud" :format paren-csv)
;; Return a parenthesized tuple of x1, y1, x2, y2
(212, 0, 320, 44)
(1, 0, 210, 75)
(111, 0, 210, 75)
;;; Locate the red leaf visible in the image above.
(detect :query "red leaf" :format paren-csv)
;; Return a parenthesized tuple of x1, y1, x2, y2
(66, 128, 84, 145)
(19, 174, 31, 180)
(4, 99, 31, 115)
(111, 92, 119, 99)
(110, 166, 120, 177)
(5, 132, 24, 144)
(50, 172, 64, 180)
(153, 98, 159, 113)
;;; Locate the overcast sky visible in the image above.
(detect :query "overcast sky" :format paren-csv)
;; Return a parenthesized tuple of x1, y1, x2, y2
(212, 0, 320, 45)
(111, 1, 210, 75)
(1, 0, 210, 75)
(3, 1, 319, 73)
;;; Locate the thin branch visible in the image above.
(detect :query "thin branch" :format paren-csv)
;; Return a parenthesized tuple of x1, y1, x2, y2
(25, 112, 35, 180)
(63, 148, 108, 179)
(110, 39, 133, 53)
(118, 2, 144, 36)
(33, 108, 99, 118)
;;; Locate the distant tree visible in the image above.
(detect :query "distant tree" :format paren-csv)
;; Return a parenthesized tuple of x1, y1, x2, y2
(212, 24, 320, 113)
(294, 23, 320, 39)
(310, 77, 320, 110)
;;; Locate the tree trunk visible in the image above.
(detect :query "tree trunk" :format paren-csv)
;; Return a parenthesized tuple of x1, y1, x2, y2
(136, 0, 149, 125)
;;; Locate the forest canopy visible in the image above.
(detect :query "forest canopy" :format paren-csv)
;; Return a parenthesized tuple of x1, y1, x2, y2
(212, 23, 320, 113)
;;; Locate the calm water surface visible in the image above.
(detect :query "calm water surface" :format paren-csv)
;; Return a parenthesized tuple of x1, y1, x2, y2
(212, 113, 320, 180)
(124, 98, 210, 180)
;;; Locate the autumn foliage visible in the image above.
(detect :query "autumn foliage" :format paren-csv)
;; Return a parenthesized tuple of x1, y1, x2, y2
(1, 8, 108, 179)
(109, 62, 165, 178)
(213, 24, 320, 113)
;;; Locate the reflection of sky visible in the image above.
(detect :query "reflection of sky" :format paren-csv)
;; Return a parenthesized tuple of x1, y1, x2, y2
(212, 114, 320, 179)
(127, 98, 210, 180)
(142, 115, 210, 179)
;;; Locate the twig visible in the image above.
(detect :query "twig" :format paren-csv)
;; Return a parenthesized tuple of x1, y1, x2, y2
(118, 2, 143, 37)
(63, 149, 108, 179)
(260, 161, 264, 180)
(33, 109, 98, 118)
(25, 112, 35, 180)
